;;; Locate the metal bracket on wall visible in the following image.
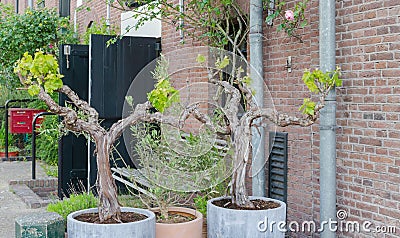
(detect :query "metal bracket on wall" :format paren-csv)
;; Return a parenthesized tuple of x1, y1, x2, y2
(286, 56, 292, 73)
(64, 45, 71, 69)
(319, 125, 337, 131)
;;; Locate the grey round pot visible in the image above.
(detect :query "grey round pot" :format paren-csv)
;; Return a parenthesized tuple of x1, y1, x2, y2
(67, 207, 155, 238)
(207, 196, 286, 238)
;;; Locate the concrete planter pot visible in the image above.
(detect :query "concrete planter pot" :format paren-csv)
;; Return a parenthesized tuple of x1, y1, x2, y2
(207, 196, 286, 238)
(67, 207, 155, 238)
(152, 207, 203, 238)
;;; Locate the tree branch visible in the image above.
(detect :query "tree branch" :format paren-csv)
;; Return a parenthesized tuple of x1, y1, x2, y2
(37, 87, 105, 137)
(59, 85, 99, 124)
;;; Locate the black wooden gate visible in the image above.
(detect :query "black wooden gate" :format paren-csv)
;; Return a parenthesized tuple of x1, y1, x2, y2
(58, 44, 90, 197)
(58, 36, 160, 197)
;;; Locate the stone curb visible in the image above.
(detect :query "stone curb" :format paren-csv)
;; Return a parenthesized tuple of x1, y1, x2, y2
(10, 184, 48, 209)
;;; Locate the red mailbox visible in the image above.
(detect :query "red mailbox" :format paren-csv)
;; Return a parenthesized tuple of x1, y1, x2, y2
(9, 109, 46, 134)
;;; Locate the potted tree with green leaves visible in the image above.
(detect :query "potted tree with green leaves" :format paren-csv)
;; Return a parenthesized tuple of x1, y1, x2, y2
(119, 0, 341, 237)
(14, 51, 158, 238)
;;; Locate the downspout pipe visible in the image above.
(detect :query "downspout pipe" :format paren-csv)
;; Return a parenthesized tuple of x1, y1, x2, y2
(28, 0, 33, 9)
(319, 0, 337, 237)
(106, 1, 111, 33)
(15, 0, 19, 13)
(250, 0, 266, 197)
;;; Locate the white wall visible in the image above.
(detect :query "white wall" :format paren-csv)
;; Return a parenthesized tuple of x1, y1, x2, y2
(120, 7, 161, 38)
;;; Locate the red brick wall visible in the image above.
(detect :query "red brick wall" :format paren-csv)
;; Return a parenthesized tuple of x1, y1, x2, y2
(0, 0, 58, 13)
(70, 0, 122, 38)
(264, 0, 400, 237)
(334, 0, 400, 237)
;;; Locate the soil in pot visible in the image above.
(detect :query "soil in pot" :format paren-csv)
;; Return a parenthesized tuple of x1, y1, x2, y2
(156, 211, 195, 224)
(212, 198, 281, 210)
(74, 212, 147, 224)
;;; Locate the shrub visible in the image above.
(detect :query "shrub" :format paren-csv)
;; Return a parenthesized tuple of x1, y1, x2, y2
(47, 192, 99, 223)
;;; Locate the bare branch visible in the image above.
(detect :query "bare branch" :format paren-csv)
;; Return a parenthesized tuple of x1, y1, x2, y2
(37, 87, 105, 137)
(59, 85, 99, 124)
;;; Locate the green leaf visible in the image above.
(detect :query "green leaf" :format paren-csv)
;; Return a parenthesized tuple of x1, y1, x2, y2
(216, 56, 230, 69)
(196, 54, 206, 64)
(277, 23, 284, 32)
(299, 98, 316, 116)
(125, 96, 134, 107)
(27, 84, 40, 96)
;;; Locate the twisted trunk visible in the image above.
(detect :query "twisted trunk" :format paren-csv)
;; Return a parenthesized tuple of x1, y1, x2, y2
(230, 116, 254, 208)
(94, 135, 121, 222)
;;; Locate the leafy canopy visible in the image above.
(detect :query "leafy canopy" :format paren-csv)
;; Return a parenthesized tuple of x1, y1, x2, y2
(299, 68, 342, 116)
(147, 55, 179, 112)
(0, 4, 77, 88)
(14, 51, 64, 96)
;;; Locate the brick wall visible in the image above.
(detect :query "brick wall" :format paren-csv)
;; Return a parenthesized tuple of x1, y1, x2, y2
(70, 0, 122, 37)
(334, 0, 400, 237)
(263, 0, 400, 237)
(0, 0, 58, 13)
(9, 178, 58, 198)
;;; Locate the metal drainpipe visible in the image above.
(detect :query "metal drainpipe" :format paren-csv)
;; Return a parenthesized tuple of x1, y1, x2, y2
(74, 9, 78, 33)
(15, 0, 19, 13)
(28, 0, 33, 9)
(179, 0, 184, 42)
(250, 0, 266, 197)
(106, 1, 111, 33)
(319, 0, 337, 237)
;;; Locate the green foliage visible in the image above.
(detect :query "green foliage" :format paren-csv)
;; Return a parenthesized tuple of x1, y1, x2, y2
(215, 56, 230, 70)
(127, 0, 247, 49)
(147, 55, 179, 112)
(14, 51, 64, 95)
(0, 122, 5, 148)
(47, 192, 98, 225)
(299, 98, 316, 116)
(193, 180, 228, 216)
(264, 0, 309, 39)
(36, 115, 60, 166)
(193, 195, 208, 216)
(82, 18, 118, 45)
(41, 163, 58, 177)
(302, 68, 342, 93)
(300, 68, 342, 116)
(0, 4, 77, 89)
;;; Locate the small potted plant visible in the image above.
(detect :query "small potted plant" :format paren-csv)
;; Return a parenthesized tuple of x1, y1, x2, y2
(128, 123, 206, 238)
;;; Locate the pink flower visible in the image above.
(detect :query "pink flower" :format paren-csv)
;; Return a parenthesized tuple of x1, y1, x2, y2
(285, 10, 294, 21)
(48, 43, 53, 49)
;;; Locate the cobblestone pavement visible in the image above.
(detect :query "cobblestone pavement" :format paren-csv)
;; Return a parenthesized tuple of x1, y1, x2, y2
(0, 161, 49, 238)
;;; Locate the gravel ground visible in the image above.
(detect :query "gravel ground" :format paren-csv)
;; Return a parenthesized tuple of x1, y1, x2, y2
(0, 161, 49, 238)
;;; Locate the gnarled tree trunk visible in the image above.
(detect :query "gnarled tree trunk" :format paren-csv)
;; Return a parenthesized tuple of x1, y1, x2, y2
(230, 115, 255, 208)
(94, 134, 121, 222)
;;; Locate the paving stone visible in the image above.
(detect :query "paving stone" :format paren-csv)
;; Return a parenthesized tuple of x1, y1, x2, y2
(15, 212, 64, 238)
(10, 184, 44, 209)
